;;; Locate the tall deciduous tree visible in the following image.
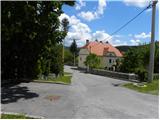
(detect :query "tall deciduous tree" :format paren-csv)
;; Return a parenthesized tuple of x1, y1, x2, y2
(2, 1, 75, 82)
(61, 17, 69, 71)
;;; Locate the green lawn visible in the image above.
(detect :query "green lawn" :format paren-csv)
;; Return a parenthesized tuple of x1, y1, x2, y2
(34, 75, 72, 85)
(1, 114, 33, 119)
(64, 72, 72, 75)
(123, 79, 159, 95)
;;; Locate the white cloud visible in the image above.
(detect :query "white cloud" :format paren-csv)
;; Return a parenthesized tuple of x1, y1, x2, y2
(114, 42, 128, 46)
(130, 39, 141, 45)
(123, 0, 159, 11)
(97, 0, 107, 14)
(113, 35, 123, 38)
(59, 13, 130, 47)
(123, 0, 150, 8)
(128, 34, 132, 37)
(59, 13, 92, 47)
(115, 39, 120, 43)
(59, 13, 80, 25)
(78, 0, 107, 21)
(75, 0, 86, 10)
(92, 30, 112, 42)
(134, 32, 151, 39)
(59, 13, 69, 22)
(60, 13, 114, 47)
(78, 11, 96, 21)
(110, 39, 128, 46)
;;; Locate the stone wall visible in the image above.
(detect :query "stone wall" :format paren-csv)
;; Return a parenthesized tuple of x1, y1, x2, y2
(89, 69, 139, 82)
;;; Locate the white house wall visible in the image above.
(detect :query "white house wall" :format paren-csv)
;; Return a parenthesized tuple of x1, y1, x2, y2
(78, 49, 89, 68)
(78, 48, 122, 70)
(104, 56, 118, 68)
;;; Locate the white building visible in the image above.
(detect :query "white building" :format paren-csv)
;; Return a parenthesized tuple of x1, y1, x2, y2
(78, 40, 123, 70)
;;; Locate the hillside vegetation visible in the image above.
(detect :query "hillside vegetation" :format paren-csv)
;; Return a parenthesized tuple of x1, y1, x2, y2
(119, 42, 159, 82)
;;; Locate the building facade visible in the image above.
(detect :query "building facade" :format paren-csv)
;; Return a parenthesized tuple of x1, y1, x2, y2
(78, 40, 123, 70)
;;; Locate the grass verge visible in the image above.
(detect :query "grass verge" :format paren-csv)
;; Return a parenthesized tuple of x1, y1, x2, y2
(123, 79, 159, 95)
(64, 72, 72, 75)
(34, 75, 72, 85)
(1, 114, 33, 119)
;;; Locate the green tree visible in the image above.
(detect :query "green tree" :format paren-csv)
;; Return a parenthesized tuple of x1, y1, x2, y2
(64, 49, 74, 65)
(120, 42, 159, 81)
(2, 1, 75, 82)
(50, 44, 63, 77)
(70, 39, 78, 66)
(62, 18, 69, 34)
(84, 53, 100, 69)
(120, 47, 144, 73)
(70, 39, 78, 56)
(61, 17, 69, 72)
(154, 42, 159, 73)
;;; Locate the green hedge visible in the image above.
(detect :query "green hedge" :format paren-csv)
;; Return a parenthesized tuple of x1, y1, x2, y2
(154, 74, 159, 80)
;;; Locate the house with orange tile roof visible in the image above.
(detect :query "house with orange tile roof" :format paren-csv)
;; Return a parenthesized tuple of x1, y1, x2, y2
(78, 40, 123, 70)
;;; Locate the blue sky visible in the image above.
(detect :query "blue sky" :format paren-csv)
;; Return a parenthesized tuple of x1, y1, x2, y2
(59, 0, 159, 47)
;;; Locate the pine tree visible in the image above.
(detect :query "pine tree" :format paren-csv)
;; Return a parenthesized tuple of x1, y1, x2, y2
(70, 39, 78, 66)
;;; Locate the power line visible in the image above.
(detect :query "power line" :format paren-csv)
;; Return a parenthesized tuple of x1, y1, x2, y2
(102, 2, 152, 42)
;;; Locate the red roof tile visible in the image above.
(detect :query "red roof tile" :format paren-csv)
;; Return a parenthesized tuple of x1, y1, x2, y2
(81, 41, 123, 57)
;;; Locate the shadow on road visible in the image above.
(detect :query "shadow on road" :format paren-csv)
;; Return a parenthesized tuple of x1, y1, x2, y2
(1, 84, 39, 104)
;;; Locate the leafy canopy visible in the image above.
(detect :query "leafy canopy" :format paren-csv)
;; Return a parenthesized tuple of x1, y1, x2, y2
(2, 1, 75, 81)
(120, 42, 159, 81)
(84, 53, 101, 69)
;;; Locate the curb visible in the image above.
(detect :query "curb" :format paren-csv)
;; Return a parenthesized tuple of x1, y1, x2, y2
(1, 111, 45, 119)
(32, 80, 70, 85)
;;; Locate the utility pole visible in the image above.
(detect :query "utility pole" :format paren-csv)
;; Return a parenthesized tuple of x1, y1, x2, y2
(62, 39, 64, 64)
(148, 0, 158, 82)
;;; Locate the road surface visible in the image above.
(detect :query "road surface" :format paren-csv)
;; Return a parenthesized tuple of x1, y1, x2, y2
(1, 65, 159, 118)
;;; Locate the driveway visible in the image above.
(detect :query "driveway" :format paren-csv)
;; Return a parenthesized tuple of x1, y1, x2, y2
(1, 65, 159, 119)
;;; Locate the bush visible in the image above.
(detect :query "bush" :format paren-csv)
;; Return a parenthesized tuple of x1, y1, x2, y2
(135, 67, 148, 82)
(84, 53, 100, 69)
(153, 74, 159, 80)
(64, 49, 73, 64)
(120, 42, 159, 74)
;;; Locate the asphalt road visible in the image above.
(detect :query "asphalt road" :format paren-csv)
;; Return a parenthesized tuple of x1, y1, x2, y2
(1, 65, 159, 119)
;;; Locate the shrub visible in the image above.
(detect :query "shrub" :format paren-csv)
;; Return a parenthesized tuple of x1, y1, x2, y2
(135, 67, 148, 82)
(153, 74, 159, 80)
(84, 53, 100, 69)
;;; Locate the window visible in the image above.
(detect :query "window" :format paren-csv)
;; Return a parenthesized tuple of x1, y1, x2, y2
(80, 57, 82, 61)
(109, 59, 112, 63)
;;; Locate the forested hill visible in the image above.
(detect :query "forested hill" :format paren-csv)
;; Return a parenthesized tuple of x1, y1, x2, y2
(116, 46, 136, 52)
(66, 41, 159, 53)
(116, 41, 159, 53)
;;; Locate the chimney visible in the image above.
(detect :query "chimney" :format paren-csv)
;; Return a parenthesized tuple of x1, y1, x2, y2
(86, 39, 89, 44)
